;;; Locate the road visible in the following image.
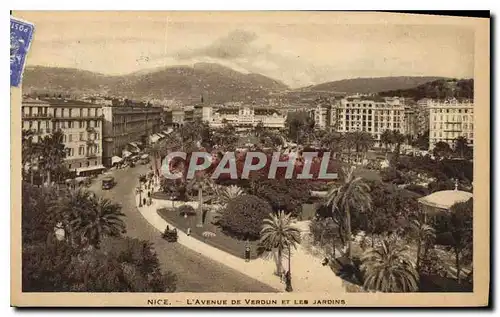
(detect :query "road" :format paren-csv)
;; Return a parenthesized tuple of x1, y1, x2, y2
(89, 165, 276, 292)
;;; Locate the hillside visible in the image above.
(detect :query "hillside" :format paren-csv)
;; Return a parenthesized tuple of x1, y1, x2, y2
(378, 78, 474, 100)
(23, 63, 289, 104)
(303, 76, 447, 94)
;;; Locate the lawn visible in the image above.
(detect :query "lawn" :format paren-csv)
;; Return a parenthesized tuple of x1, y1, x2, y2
(157, 207, 261, 260)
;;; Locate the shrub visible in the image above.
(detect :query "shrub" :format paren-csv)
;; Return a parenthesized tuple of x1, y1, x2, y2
(405, 184, 429, 196)
(217, 194, 273, 240)
(177, 205, 196, 217)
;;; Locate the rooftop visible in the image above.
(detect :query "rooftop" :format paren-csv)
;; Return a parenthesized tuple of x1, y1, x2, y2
(418, 189, 473, 210)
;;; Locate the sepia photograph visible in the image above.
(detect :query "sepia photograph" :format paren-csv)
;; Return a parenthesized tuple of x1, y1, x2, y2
(10, 11, 490, 307)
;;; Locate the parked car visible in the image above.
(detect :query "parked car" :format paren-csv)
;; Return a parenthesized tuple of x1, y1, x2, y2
(162, 227, 178, 242)
(102, 176, 115, 190)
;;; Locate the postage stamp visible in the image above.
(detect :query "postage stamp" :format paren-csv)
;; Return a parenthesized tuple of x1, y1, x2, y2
(10, 17, 34, 87)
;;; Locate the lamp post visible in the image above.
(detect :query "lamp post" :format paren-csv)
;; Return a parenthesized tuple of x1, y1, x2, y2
(136, 185, 143, 207)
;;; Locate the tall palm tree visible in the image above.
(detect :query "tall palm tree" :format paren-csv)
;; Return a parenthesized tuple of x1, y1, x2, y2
(380, 130, 392, 152)
(260, 210, 301, 288)
(320, 131, 343, 159)
(361, 238, 419, 292)
(39, 130, 66, 185)
(78, 196, 126, 248)
(325, 166, 372, 258)
(187, 171, 215, 227)
(410, 219, 436, 272)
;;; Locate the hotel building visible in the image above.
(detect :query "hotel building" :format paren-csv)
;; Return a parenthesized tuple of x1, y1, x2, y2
(101, 106, 162, 166)
(428, 99, 474, 150)
(194, 105, 286, 130)
(335, 97, 405, 146)
(22, 98, 105, 176)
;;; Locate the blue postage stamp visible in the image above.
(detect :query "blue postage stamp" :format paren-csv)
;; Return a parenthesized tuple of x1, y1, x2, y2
(10, 17, 35, 87)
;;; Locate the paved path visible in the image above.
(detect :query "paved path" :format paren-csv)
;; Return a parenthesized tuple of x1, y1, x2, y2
(89, 166, 276, 293)
(135, 177, 346, 293)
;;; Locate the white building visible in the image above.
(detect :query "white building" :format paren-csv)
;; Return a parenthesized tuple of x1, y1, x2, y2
(428, 99, 474, 150)
(335, 97, 405, 146)
(194, 105, 286, 130)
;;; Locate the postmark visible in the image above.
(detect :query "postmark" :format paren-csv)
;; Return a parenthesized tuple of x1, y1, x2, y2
(10, 17, 34, 87)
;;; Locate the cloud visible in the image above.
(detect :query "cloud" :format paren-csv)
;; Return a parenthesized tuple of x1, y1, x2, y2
(176, 29, 260, 60)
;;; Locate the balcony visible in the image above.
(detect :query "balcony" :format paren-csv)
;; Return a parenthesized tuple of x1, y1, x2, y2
(86, 139, 97, 146)
(86, 153, 97, 159)
(86, 126, 96, 133)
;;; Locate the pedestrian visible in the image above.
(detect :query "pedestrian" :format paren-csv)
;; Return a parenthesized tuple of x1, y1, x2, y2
(143, 197, 146, 206)
(187, 227, 191, 236)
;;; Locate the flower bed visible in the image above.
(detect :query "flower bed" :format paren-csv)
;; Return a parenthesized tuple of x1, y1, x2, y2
(157, 207, 260, 260)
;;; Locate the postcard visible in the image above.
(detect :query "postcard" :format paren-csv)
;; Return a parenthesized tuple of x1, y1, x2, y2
(11, 11, 490, 307)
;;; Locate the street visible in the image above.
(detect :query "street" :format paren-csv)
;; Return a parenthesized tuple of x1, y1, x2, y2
(89, 165, 277, 293)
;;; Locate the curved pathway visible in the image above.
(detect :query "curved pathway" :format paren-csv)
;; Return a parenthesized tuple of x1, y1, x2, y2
(90, 166, 277, 292)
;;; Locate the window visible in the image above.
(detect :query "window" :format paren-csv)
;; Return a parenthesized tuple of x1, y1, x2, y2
(79, 132, 84, 141)
(79, 121, 83, 128)
(96, 120, 100, 127)
(63, 134, 67, 143)
(68, 164, 72, 169)
(79, 163, 82, 168)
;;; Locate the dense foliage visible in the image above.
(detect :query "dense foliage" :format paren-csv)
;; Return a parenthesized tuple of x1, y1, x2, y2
(217, 194, 273, 240)
(378, 79, 473, 101)
(22, 182, 177, 292)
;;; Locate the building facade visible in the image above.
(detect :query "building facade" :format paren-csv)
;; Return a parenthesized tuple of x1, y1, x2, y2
(428, 99, 474, 150)
(335, 97, 405, 146)
(22, 98, 105, 176)
(101, 106, 162, 166)
(195, 105, 286, 130)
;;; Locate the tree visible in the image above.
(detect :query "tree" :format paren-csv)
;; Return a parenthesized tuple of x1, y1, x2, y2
(260, 211, 301, 291)
(380, 130, 393, 152)
(390, 130, 406, 164)
(309, 216, 342, 258)
(186, 171, 215, 227)
(255, 179, 311, 217)
(79, 196, 126, 248)
(410, 219, 436, 272)
(218, 195, 273, 240)
(325, 166, 372, 258)
(453, 136, 472, 160)
(212, 124, 239, 151)
(433, 141, 452, 160)
(285, 111, 315, 144)
(437, 199, 473, 283)
(218, 185, 244, 206)
(361, 238, 419, 292)
(49, 189, 126, 248)
(38, 130, 67, 185)
(320, 131, 343, 159)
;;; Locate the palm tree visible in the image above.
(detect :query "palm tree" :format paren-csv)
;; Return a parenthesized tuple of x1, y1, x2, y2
(325, 166, 372, 259)
(320, 131, 343, 159)
(48, 188, 95, 246)
(187, 171, 214, 227)
(260, 210, 301, 290)
(361, 238, 419, 292)
(38, 130, 67, 185)
(410, 219, 436, 272)
(78, 196, 126, 248)
(380, 130, 392, 152)
(453, 136, 471, 159)
(218, 185, 244, 206)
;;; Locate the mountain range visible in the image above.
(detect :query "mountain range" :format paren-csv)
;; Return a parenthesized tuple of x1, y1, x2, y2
(23, 63, 454, 104)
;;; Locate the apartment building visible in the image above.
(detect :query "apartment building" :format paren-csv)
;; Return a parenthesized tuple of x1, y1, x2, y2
(101, 106, 162, 166)
(415, 99, 431, 136)
(22, 98, 104, 176)
(403, 106, 418, 139)
(428, 99, 474, 150)
(335, 97, 405, 146)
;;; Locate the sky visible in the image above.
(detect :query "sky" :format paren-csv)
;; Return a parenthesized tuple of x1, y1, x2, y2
(17, 12, 475, 88)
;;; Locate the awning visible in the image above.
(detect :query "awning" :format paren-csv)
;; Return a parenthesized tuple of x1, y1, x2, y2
(128, 142, 140, 153)
(75, 165, 105, 175)
(163, 129, 173, 135)
(141, 154, 149, 159)
(149, 134, 160, 143)
(122, 150, 132, 158)
(111, 156, 123, 164)
(157, 133, 166, 139)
